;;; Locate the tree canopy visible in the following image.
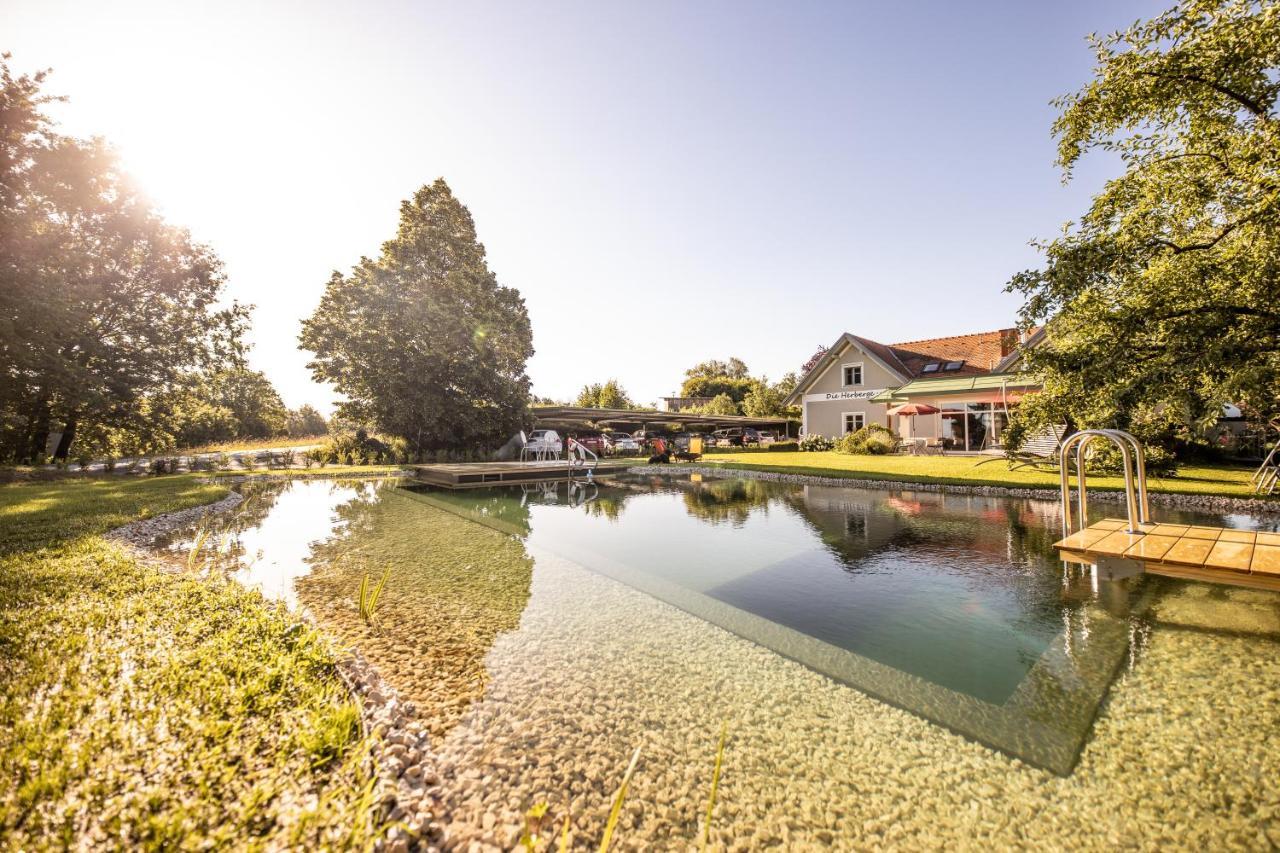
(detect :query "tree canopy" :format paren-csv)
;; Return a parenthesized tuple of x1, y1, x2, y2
(680, 357, 756, 404)
(300, 179, 534, 453)
(1008, 0, 1280, 442)
(574, 379, 635, 409)
(0, 56, 249, 462)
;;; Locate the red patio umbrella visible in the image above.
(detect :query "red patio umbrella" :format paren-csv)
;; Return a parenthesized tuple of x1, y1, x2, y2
(887, 402, 941, 439)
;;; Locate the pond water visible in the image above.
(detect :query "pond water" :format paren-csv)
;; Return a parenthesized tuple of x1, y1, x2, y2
(163, 473, 1280, 847)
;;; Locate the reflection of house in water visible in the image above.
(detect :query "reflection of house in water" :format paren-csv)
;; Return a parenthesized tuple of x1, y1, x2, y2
(790, 485, 1065, 577)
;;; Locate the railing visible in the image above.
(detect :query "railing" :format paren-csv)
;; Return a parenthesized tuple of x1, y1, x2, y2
(1059, 429, 1150, 536)
(566, 438, 598, 477)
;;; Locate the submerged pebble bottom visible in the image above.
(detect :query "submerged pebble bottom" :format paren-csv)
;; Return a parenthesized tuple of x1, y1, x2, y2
(433, 550, 1280, 851)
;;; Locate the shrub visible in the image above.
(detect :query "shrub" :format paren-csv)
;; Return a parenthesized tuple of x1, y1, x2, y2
(798, 433, 833, 452)
(1084, 442, 1178, 476)
(836, 424, 897, 455)
(767, 441, 799, 452)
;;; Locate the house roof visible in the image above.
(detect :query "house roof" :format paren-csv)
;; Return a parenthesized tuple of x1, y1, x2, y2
(784, 326, 1043, 405)
(886, 330, 1019, 378)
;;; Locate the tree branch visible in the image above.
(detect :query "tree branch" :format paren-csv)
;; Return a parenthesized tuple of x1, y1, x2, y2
(1141, 70, 1271, 118)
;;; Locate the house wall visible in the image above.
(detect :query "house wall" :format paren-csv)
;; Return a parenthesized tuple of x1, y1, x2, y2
(801, 341, 902, 437)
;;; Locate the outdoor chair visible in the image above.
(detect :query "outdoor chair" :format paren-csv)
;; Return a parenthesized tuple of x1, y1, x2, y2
(976, 424, 1067, 470)
(924, 438, 945, 456)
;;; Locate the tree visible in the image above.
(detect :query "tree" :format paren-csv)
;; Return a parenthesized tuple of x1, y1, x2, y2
(0, 56, 246, 462)
(574, 379, 635, 409)
(287, 405, 329, 438)
(300, 179, 533, 453)
(693, 394, 740, 417)
(680, 357, 755, 404)
(741, 378, 785, 418)
(1007, 1, 1280, 444)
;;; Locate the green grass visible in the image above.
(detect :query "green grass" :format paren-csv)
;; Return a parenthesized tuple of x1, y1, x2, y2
(171, 434, 328, 455)
(0, 474, 382, 849)
(700, 451, 1270, 500)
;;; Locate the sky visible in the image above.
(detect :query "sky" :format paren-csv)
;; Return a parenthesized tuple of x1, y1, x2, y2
(5, 0, 1167, 411)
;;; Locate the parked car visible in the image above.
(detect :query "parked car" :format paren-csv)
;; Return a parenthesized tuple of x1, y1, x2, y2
(604, 434, 641, 455)
(756, 430, 780, 445)
(569, 433, 606, 454)
(712, 427, 760, 447)
(523, 429, 562, 457)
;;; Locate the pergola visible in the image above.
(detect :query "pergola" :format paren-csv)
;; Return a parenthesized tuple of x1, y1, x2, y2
(530, 405, 798, 436)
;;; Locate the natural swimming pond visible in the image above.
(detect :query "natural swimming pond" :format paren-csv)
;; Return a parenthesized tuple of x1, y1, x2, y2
(163, 473, 1280, 846)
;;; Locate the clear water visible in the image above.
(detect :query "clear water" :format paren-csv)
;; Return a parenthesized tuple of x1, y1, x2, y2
(167, 473, 1280, 776)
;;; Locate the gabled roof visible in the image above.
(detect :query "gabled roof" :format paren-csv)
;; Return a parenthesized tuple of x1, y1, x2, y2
(785, 326, 1043, 405)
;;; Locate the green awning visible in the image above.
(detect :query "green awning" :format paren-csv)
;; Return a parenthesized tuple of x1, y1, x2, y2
(870, 373, 1041, 403)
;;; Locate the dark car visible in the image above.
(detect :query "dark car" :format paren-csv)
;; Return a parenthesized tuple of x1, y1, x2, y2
(712, 427, 760, 447)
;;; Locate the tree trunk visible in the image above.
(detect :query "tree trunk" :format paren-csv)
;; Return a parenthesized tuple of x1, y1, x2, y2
(54, 411, 79, 461)
(25, 398, 51, 463)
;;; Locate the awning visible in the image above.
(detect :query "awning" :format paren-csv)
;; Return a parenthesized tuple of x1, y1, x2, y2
(870, 373, 1041, 404)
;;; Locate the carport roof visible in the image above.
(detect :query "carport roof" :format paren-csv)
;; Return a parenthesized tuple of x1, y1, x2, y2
(530, 405, 793, 429)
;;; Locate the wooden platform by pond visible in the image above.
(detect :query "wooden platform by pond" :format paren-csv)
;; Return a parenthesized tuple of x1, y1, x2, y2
(406, 458, 639, 489)
(1056, 519, 1280, 592)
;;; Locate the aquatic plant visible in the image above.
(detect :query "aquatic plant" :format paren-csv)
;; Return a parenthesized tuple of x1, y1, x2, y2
(187, 521, 213, 571)
(519, 802, 549, 851)
(358, 568, 390, 625)
(599, 745, 641, 853)
(700, 721, 729, 851)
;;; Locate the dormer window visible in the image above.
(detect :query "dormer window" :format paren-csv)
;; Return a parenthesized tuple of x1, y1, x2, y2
(921, 363, 940, 373)
(943, 360, 965, 371)
(842, 363, 863, 386)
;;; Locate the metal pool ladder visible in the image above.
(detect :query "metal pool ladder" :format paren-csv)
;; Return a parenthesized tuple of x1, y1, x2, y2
(1059, 429, 1150, 537)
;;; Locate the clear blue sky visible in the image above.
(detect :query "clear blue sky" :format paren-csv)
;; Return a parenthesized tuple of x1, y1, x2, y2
(6, 0, 1167, 410)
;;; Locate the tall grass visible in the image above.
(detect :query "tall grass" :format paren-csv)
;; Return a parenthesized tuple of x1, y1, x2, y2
(187, 521, 213, 571)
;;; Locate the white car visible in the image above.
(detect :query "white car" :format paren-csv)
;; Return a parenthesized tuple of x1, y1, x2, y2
(605, 434, 640, 454)
(523, 429, 563, 458)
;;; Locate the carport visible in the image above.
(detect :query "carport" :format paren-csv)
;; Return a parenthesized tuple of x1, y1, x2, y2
(530, 406, 798, 437)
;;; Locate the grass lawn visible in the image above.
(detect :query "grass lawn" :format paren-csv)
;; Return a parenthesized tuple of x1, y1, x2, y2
(702, 451, 1270, 500)
(0, 475, 382, 848)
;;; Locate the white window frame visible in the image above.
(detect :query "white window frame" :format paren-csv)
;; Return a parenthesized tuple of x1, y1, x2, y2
(843, 412, 865, 434)
(842, 362, 864, 387)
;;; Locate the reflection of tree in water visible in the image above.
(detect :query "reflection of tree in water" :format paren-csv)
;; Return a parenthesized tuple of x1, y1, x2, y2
(680, 478, 776, 527)
(166, 479, 292, 575)
(295, 485, 535, 738)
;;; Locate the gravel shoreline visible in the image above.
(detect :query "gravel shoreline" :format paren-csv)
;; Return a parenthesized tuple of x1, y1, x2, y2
(105, 484, 443, 853)
(625, 463, 1280, 515)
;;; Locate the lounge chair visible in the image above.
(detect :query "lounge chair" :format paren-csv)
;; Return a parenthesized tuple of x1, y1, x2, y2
(975, 424, 1067, 470)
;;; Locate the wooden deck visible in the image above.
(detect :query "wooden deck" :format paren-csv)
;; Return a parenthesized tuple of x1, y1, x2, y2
(1056, 519, 1280, 591)
(405, 458, 637, 489)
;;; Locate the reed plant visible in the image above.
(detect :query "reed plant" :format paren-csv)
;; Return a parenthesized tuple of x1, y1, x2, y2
(357, 568, 390, 625)
(700, 721, 729, 850)
(599, 745, 641, 853)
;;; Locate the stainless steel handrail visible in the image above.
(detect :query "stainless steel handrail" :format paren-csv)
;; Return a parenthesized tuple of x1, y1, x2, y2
(566, 438, 598, 471)
(1059, 429, 1148, 536)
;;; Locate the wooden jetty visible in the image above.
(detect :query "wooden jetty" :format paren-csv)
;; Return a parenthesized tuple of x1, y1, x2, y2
(1056, 519, 1280, 592)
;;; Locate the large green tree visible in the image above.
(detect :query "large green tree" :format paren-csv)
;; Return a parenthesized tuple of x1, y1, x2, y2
(680, 357, 755, 404)
(300, 179, 533, 453)
(574, 379, 635, 409)
(0, 56, 245, 462)
(1008, 0, 1280, 443)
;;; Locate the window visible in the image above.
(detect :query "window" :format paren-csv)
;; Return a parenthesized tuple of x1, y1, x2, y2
(842, 363, 863, 386)
(921, 362, 940, 373)
(944, 360, 965, 371)
(843, 412, 865, 434)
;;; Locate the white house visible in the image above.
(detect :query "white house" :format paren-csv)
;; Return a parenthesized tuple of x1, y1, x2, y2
(785, 327, 1043, 451)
